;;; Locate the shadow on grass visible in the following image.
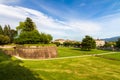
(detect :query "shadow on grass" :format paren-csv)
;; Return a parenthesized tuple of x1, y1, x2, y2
(70, 48, 82, 51)
(0, 49, 42, 80)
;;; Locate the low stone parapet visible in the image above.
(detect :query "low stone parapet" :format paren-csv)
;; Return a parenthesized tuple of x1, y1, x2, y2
(3, 45, 57, 59)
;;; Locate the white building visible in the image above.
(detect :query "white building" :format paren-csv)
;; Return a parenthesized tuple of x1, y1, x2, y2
(95, 39, 105, 47)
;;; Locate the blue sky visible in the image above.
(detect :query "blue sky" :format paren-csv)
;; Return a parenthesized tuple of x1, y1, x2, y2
(0, 0, 120, 41)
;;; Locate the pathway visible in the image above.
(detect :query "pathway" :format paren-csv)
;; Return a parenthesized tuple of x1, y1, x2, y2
(14, 52, 116, 61)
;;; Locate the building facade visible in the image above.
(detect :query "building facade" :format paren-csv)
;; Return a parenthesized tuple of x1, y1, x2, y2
(95, 39, 105, 47)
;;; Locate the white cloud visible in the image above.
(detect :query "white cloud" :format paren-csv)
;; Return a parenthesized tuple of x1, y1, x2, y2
(95, 12, 120, 38)
(68, 20, 101, 35)
(0, 4, 102, 40)
(0, 4, 71, 38)
(0, 0, 20, 4)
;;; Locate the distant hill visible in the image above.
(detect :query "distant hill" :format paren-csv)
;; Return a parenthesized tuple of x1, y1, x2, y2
(103, 36, 120, 42)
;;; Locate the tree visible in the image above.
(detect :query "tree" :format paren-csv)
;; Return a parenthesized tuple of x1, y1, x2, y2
(116, 38, 120, 48)
(73, 41, 81, 47)
(23, 17, 36, 31)
(4, 25, 9, 36)
(0, 25, 3, 35)
(3, 25, 17, 43)
(63, 41, 72, 47)
(14, 30, 40, 44)
(39, 33, 53, 44)
(0, 35, 10, 44)
(9, 29, 17, 43)
(15, 17, 53, 44)
(16, 17, 36, 32)
(54, 42, 61, 47)
(81, 35, 96, 51)
(104, 41, 116, 48)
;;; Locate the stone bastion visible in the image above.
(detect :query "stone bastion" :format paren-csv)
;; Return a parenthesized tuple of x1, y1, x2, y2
(3, 45, 57, 59)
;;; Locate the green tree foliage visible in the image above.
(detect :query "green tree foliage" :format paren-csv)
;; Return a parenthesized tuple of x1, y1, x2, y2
(0, 25, 17, 44)
(0, 25, 3, 35)
(73, 42, 81, 47)
(16, 22, 25, 31)
(104, 42, 116, 47)
(4, 25, 9, 36)
(53, 42, 61, 47)
(14, 30, 40, 44)
(81, 35, 96, 51)
(3, 25, 17, 43)
(16, 17, 36, 32)
(39, 33, 53, 44)
(116, 38, 120, 48)
(24, 17, 36, 31)
(0, 35, 10, 44)
(63, 41, 72, 47)
(15, 17, 53, 44)
(9, 29, 17, 43)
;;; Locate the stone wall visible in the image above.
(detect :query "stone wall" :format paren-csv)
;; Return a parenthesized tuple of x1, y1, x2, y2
(3, 46, 57, 59)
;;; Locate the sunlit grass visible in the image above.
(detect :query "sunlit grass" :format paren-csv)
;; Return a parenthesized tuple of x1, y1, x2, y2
(58, 47, 112, 57)
(97, 52, 120, 61)
(22, 56, 120, 80)
(1, 47, 120, 80)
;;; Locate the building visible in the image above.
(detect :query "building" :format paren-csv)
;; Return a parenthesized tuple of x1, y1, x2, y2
(95, 39, 105, 47)
(54, 39, 65, 44)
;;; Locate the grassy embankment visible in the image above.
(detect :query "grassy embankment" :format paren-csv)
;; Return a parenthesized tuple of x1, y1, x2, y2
(0, 49, 42, 80)
(58, 47, 112, 57)
(0, 47, 120, 80)
(96, 52, 120, 61)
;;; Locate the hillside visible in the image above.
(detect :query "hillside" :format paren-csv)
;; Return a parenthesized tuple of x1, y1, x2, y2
(103, 36, 120, 42)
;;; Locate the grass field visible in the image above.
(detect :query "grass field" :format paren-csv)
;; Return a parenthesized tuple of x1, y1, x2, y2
(97, 52, 120, 61)
(0, 47, 120, 80)
(58, 47, 112, 57)
(22, 56, 120, 80)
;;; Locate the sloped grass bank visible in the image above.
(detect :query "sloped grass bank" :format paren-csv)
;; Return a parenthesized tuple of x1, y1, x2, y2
(22, 56, 120, 80)
(0, 47, 120, 80)
(96, 52, 120, 61)
(0, 49, 42, 80)
(58, 47, 112, 57)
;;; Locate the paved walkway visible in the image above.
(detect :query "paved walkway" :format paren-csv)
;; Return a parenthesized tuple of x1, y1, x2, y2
(14, 52, 116, 61)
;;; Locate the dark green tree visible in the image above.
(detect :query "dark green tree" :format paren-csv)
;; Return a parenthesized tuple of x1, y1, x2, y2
(73, 41, 81, 47)
(116, 38, 120, 48)
(16, 17, 36, 32)
(23, 17, 36, 31)
(54, 42, 61, 47)
(9, 29, 17, 43)
(14, 30, 40, 44)
(39, 33, 53, 44)
(0, 35, 10, 44)
(3, 25, 17, 43)
(15, 17, 53, 44)
(0, 25, 3, 35)
(63, 41, 72, 47)
(81, 35, 96, 51)
(4, 25, 9, 36)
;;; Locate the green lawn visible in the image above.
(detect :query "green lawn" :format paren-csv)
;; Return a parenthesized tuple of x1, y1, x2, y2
(22, 56, 120, 80)
(97, 52, 120, 61)
(58, 47, 112, 57)
(0, 49, 41, 80)
(1, 47, 120, 80)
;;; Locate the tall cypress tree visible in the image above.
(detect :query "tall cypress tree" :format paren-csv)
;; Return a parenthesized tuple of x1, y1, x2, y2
(23, 17, 36, 31)
(0, 25, 3, 35)
(4, 25, 9, 36)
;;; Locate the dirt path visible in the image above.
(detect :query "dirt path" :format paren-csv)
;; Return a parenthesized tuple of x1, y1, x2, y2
(14, 52, 116, 61)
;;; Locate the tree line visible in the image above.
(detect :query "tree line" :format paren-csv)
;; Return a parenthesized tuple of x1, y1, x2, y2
(0, 17, 53, 45)
(0, 25, 17, 44)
